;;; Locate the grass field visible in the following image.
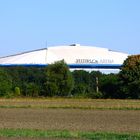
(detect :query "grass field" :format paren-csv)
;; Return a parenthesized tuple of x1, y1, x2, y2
(0, 129, 140, 140)
(0, 98, 140, 140)
(0, 98, 140, 110)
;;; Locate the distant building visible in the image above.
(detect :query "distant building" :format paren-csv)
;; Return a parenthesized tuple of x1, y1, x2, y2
(0, 44, 128, 71)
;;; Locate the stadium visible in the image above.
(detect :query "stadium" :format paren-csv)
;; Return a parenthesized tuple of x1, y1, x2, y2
(0, 44, 128, 70)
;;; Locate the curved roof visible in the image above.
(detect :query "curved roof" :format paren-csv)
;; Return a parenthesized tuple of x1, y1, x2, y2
(0, 44, 129, 69)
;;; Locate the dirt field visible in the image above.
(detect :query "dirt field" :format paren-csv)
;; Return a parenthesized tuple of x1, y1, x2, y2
(0, 108, 140, 132)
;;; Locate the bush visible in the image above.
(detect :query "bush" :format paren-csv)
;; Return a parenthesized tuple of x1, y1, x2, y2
(14, 87, 21, 97)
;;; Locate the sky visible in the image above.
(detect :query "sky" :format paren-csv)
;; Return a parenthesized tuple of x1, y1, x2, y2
(0, 0, 140, 56)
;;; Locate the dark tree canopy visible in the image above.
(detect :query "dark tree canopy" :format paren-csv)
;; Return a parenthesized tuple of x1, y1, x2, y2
(46, 60, 74, 97)
(119, 55, 140, 98)
(0, 55, 140, 99)
(0, 68, 12, 96)
(72, 70, 90, 96)
(100, 74, 119, 98)
(119, 55, 140, 83)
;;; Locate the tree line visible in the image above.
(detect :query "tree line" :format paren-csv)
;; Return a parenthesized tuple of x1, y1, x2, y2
(0, 55, 140, 99)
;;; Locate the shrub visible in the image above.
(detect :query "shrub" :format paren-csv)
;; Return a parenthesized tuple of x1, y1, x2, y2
(14, 87, 21, 97)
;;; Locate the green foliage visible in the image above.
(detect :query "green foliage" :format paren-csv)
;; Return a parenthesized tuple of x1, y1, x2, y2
(89, 71, 102, 92)
(124, 80, 140, 99)
(119, 55, 140, 83)
(25, 83, 39, 97)
(5, 67, 46, 96)
(119, 55, 140, 99)
(87, 91, 103, 99)
(1, 54, 140, 99)
(46, 60, 74, 97)
(72, 70, 104, 98)
(100, 74, 120, 98)
(0, 129, 140, 139)
(72, 70, 90, 96)
(0, 68, 12, 96)
(14, 87, 21, 97)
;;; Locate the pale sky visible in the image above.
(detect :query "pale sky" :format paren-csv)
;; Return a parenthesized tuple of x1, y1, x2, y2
(0, 0, 140, 56)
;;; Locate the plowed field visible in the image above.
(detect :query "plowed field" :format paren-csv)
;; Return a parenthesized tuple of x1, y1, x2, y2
(0, 99, 140, 139)
(0, 108, 140, 132)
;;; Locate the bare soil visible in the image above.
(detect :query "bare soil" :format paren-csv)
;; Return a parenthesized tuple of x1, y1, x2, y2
(0, 108, 140, 132)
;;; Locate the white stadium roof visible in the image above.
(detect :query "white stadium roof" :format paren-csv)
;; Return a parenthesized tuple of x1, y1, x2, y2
(0, 44, 129, 69)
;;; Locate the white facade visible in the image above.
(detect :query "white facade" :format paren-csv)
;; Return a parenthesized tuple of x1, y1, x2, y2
(0, 44, 129, 69)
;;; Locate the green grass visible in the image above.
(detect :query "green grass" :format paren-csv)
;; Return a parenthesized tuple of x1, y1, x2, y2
(0, 129, 140, 140)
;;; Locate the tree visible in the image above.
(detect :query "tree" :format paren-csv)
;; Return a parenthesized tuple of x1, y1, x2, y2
(89, 71, 102, 93)
(100, 74, 119, 98)
(25, 83, 39, 97)
(72, 70, 90, 96)
(0, 68, 12, 96)
(119, 55, 140, 83)
(46, 60, 74, 97)
(72, 70, 104, 98)
(5, 66, 46, 96)
(119, 55, 140, 98)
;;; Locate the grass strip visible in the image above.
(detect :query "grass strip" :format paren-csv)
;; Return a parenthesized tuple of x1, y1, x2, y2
(0, 105, 140, 110)
(0, 129, 140, 140)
